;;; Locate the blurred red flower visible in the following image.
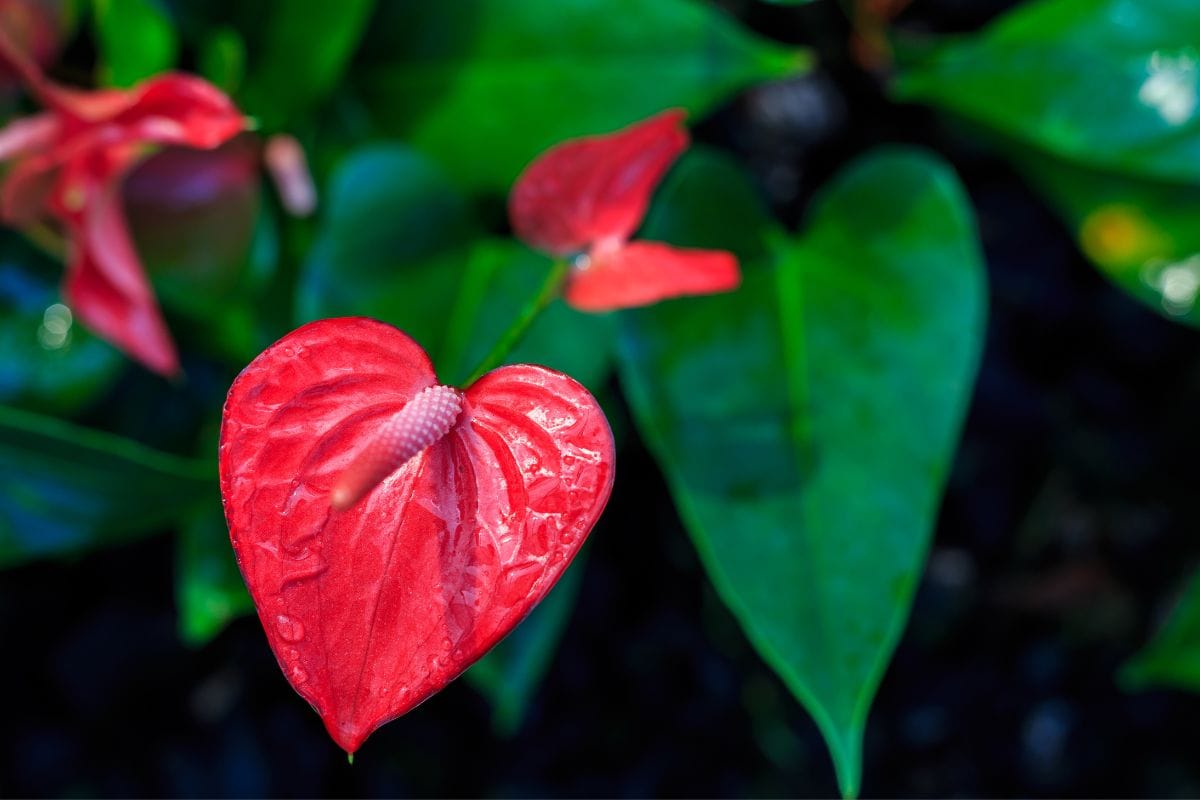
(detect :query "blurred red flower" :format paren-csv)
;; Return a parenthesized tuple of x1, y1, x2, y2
(509, 109, 740, 312)
(0, 29, 246, 375)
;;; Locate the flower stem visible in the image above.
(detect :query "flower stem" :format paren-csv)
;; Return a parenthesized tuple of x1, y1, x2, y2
(463, 258, 569, 386)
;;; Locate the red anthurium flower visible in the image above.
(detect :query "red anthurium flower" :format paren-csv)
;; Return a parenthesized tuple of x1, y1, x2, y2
(0, 30, 246, 375)
(219, 317, 615, 753)
(509, 109, 741, 312)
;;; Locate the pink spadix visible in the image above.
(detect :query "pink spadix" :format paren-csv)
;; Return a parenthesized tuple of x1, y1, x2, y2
(330, 384, 463, 511)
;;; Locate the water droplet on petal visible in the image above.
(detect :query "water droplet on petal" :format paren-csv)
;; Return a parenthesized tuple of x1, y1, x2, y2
(276, 614, 305, 642)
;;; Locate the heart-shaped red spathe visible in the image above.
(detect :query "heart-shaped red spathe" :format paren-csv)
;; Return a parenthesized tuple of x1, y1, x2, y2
(219, 317, 615, 753)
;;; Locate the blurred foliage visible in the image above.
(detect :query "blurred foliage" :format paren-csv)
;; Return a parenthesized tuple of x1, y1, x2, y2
(3, 0, 1200, 795)
(1123, 568, 1200, 693)
(895, 0, 1200, 325)
(0, 405, 212, 567)
(92, 0, 176, 86)
(351, 0, 807, 190)
(176, 502, 252, 645)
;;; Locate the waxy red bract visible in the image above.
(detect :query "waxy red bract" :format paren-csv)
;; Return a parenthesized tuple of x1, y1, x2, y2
(0, 30, 245, 375)
(509, 109, 740, 312)
(219, 318, 616, 753)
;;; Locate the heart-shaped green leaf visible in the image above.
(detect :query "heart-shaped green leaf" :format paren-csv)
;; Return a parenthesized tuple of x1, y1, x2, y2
(894, 0, 1200, 183)
(0, 405, 213, 568)
(617, 148, 986, 797)
(354, 0, 806, 191)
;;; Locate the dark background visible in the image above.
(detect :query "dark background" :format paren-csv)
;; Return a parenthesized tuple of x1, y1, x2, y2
(3, 0, 1200, 796)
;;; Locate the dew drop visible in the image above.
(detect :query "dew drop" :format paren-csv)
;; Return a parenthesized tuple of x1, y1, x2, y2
(290, 665, 308, 684)
(276, 614, 305, 642)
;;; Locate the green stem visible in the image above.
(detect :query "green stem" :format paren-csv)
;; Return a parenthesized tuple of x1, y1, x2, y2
(463, 258, 570, 386)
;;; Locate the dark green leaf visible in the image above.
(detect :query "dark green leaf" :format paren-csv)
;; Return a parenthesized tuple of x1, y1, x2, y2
(93, 0, 178, 87)
(1122, 569, 1200, 692)
(176, 503, 253, 646)
(894, 0, 1200, 183)
(618, 148, 986, 796)
(464, 550, 587, 735)
(239, 0, 375, 129)
(296, 145, 478, 358)
(355, 0, 807, 191)
(0, 405, 213, 568)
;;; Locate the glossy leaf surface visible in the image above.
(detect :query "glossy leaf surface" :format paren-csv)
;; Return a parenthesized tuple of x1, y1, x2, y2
(355, 0, 804, 190)
(219, 318, 615, 752)
(618, 148, 986, 796)
(894, 0, 1200, 183)
(0, 404, 212, 567)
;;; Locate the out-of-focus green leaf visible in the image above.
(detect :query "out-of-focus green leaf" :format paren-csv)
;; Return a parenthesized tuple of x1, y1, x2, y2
(0, 259, 122, 414)
(464, 550, 587, 735)
(177, 503, 252, 646)
(296, 145, 478, 358)
(618, 148, 986, 797)
(1122, 569, 1200, 692)
(355, 0, 807, 191)
(894, 0, 1200, 183)
(93, 0, 177, 87)
(240, 0, 375, 129)
(199, 26, 247, 94)
(1006, 143, 1200, 326)
(440, 239, 614, 391)
(0, 405, 213, 568)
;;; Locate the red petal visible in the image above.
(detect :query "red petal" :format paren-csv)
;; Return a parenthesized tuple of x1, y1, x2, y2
(0, 112, 58, 161)
(565, 240, 741, 312)
(509, 109, 689, 255)
(0, 22, 244, 146)
(63, 176, 179, 375)
(219, 319, 615, 753)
